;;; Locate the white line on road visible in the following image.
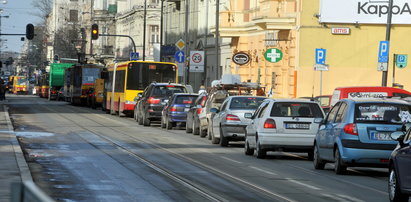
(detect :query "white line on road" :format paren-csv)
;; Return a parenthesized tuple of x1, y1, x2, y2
(336, 194, 366, 202)
(249, 166, 277, 175)
(286, 178, 321, 190)
(220, 156, 242, 164)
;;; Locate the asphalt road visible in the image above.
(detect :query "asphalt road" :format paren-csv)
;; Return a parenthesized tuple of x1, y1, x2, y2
(8, 95, 392, 202)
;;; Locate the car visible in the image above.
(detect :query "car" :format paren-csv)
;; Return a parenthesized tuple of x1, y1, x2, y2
(135, 83, 192, 126)
(161, 93, 198, 129)
(209, 96, 266, 146)
(198, 90, 228, 137)
(313, 98, 411, 175)
(56, 87, 65, 101)
(245, 99, 325, 159)
(186, 93, 207, 134)
(388, 125, 411, 202)
(315, 95, 332, 114)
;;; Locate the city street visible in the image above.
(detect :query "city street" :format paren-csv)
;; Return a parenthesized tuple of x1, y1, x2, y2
(7, 94, 390, 201)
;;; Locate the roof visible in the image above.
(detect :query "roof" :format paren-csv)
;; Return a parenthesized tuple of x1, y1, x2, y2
(341, 98, 411, 105)
(267, 98, 320, 103)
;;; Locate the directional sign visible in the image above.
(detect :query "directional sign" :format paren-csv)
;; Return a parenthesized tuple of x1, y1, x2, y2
(378, 41, 389, 63)
(175, 39, 185, 50)
(130, 52, 139, 61)
(264, 48, 283, 63)
(314, 64, 329, 71)
(315, 48, 326, 64)
(174, 51, 185, 63)
(396, 54, 408, 68)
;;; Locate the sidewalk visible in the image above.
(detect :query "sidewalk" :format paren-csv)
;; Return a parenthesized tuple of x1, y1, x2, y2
(0, 103, 32, 201)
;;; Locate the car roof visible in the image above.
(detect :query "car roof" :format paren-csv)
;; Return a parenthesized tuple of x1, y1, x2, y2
(268, 98, 320, 103)
(150, 83, 186, 86)
(341, 98, 411, 105)
(228, 96, 267, 99)
(172, 93, 198, 96)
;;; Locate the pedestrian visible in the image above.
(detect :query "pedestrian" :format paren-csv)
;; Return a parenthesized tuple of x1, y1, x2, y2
(0, 81, 5, 101)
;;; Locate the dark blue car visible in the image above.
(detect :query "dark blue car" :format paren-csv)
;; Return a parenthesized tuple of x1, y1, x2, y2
(161, 93, 198, 129)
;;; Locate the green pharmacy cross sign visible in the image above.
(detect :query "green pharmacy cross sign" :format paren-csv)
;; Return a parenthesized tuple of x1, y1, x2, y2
(264, 48, 283, 63)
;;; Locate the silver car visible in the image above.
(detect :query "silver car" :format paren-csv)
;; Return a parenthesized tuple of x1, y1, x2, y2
(209, 96, 267, 146)
(244, 99, 325, 159)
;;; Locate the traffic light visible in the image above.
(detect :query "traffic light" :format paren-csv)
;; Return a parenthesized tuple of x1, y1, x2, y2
(26, 24, 34, 40)
(91, 24, 99, 40)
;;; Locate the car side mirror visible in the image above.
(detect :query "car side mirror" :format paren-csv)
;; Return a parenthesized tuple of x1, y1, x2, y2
(391, 131, 406, 146)
(210, 108, 219, 113)
(137, 93, 143, 98)
(244, 113, 253, 119)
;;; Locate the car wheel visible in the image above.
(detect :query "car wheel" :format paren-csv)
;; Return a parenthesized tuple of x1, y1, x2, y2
(389, 166, 409, 202)
(219, 126, 228, 147)
(186, 118, 193, 133)
(256, 138, 266, 159)
(91, 98, 96, 109)
(334, 148, 347, 175)
(210, 124, 219, 144)
(143, 113, 151, 126)
(200, 124, 207, 138)
(166, 117, 173, 130)
(313, 144, 325, 170)
(192, 119, 199, 135)
(137, 113, 143, 125)
(244, 139, 254, 156)
(160, 116, 166, 128)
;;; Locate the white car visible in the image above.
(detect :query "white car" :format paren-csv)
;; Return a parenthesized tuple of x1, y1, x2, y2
(244, 99, 325, 159)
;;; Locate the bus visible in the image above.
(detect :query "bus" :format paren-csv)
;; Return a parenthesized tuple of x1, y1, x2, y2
(39, 73, 50, 98)
(69, 64, 102, 105)
(11, 76, 28, 95)
(104, 61, 178, 116)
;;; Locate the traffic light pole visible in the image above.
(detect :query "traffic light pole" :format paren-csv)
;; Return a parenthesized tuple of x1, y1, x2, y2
(98, 34, 137, 53)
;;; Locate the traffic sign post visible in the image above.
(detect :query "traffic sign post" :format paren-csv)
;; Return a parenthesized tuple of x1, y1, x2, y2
(130, 52, 139, 61)
(314, 48, 328, 96)
(189, 51, 205, 72)
(378, 41, 390, 86)
(392, 54, 408, 87)
(315, 49, 326, 64)
(174, 51, 185, 63)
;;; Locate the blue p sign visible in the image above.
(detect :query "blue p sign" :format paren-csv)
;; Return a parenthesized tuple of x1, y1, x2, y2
(316, 48, 326, 64)
(378, 41, 389, 63)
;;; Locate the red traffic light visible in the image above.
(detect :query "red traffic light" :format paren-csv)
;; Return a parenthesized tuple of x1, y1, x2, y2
(91, 24, 99, 40)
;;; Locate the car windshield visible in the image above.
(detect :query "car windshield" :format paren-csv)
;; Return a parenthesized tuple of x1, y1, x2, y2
(229, 97, 266, 110)
(175, 95, 197, 105)
(152, 85, 186, 97)
(354, 103, 411, 124)
(270, 102, 324, 118)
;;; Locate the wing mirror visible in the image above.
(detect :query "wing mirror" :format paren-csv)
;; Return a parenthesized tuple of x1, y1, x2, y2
(391, 131, 406, 147)
(314, 118, 323, 124)
(244, 113, 253, 119)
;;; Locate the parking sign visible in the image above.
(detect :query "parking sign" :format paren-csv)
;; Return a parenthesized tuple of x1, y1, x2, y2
(315, 49, 326, 64)
(378, 41, 389, 63)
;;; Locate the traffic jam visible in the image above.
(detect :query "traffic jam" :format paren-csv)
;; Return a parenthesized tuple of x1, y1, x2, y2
(28, 60, 411, 202)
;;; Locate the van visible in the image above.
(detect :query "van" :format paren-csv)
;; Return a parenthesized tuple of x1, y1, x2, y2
(330, 86, 411, 106)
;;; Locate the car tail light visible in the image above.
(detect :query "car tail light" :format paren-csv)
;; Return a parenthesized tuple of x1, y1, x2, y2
(147, 97, 160, 104)
(344, 123, 358, 135)
(197, 108, 202, 114)
(380, 159, 389, 163)
(226, 114, 240, 121)
(170, 107, 177, 112)
(264, 119, 276, 128)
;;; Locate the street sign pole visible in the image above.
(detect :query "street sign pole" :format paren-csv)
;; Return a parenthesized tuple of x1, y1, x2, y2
(382, 0, 393, 87)
(392, 54, 396, 86)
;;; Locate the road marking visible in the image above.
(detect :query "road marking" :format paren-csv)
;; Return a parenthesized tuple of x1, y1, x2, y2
(322, 193, 346, 202)
(336, 194, 365, 202)
(221, 156, 242, 164)
(249, 166, 277, 175)
(286, 178, 321, 190)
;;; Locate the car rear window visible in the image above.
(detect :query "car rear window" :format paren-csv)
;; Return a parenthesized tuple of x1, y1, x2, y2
(270, 102, 323, 118)
(175, 95, 197, 105)
(229, 97, 266, 110)
(354, 103, 411, 124)
(151, 86, 186, 97)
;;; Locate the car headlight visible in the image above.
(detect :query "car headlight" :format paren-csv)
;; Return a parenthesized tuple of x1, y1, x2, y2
(125, 100, 136, 105)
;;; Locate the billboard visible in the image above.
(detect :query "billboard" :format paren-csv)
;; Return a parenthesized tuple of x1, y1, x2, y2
(319, 0, 411, 24)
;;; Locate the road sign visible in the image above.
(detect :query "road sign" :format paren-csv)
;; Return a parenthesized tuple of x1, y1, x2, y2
(264, 48, 283, 63)
(175, 39, 185, 50)
(315, 48, 326, 64)
(396, 54, 408, 68)
(377, 62, 388, 71)
(314, 64, 329, 71)
(130, 52, 139, 61)
(378, 41, 389, 63)
(190, 51, 204, 72)
(232, 52, 250, 65)
(174, 51, 185, 63)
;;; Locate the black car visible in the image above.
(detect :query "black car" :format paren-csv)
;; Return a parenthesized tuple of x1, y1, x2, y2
(134, 83, 192, 126)
(389, 126, 411, 202)
(186, 93, 207, 134)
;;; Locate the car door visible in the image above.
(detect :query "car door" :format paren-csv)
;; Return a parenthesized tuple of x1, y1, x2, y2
(247, 101, 270, 148)
(317, 102, 342, 161)
(213, 99, 229, 138)
(395, 129, 411, 190)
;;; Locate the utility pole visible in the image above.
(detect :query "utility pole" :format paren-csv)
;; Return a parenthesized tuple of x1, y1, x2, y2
(382, 0, 393, 87)
(184, 0, 190, 84)
(143, 0, 147, 61)
(215, 0, 220, 80)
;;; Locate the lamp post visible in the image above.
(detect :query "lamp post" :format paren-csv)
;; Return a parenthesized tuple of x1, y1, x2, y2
(0, 14, 9, 73)
(142, 0, 147, 61)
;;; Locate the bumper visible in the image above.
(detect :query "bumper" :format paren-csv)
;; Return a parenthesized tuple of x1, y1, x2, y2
(258, 132, 315, 151)
(221, 124, 247, 140)
(124, 103, 135, 111)
(339, 147, 392, 166)
(169, 113, 188, 122)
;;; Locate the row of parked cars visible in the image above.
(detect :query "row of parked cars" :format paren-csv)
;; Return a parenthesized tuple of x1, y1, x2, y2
(110, 83, 411, 202)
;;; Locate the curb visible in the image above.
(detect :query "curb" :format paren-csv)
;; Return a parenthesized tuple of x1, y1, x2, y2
(3, 105, 33, 182)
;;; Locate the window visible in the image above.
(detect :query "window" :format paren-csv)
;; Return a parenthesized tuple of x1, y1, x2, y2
(257, 102, 269, 118)
(326, 102, 341, 123)
(270, 102, 324, 118)
(175, 95, 197, 105)
(229, 97, 266, 110)
(354, 103, 411, 124)
(114, 70, 125, 93)
(335, 103, 347, 123)
(149, 25, 160, 44)
(69, 10, 78, 22)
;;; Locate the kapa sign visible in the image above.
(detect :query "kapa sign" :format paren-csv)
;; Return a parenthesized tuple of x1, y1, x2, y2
(320, 0, 411, 24)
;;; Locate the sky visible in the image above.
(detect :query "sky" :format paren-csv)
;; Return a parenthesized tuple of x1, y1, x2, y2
(0, 0, 38, 53)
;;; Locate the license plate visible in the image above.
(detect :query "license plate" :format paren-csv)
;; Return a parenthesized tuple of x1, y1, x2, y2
(285, 123, 310, 129)
(370, 132, 392, 141)
(184, 108, 189, 112)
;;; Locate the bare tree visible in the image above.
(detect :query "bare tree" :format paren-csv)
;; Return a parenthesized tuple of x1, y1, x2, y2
(31, 0, 53, 20)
